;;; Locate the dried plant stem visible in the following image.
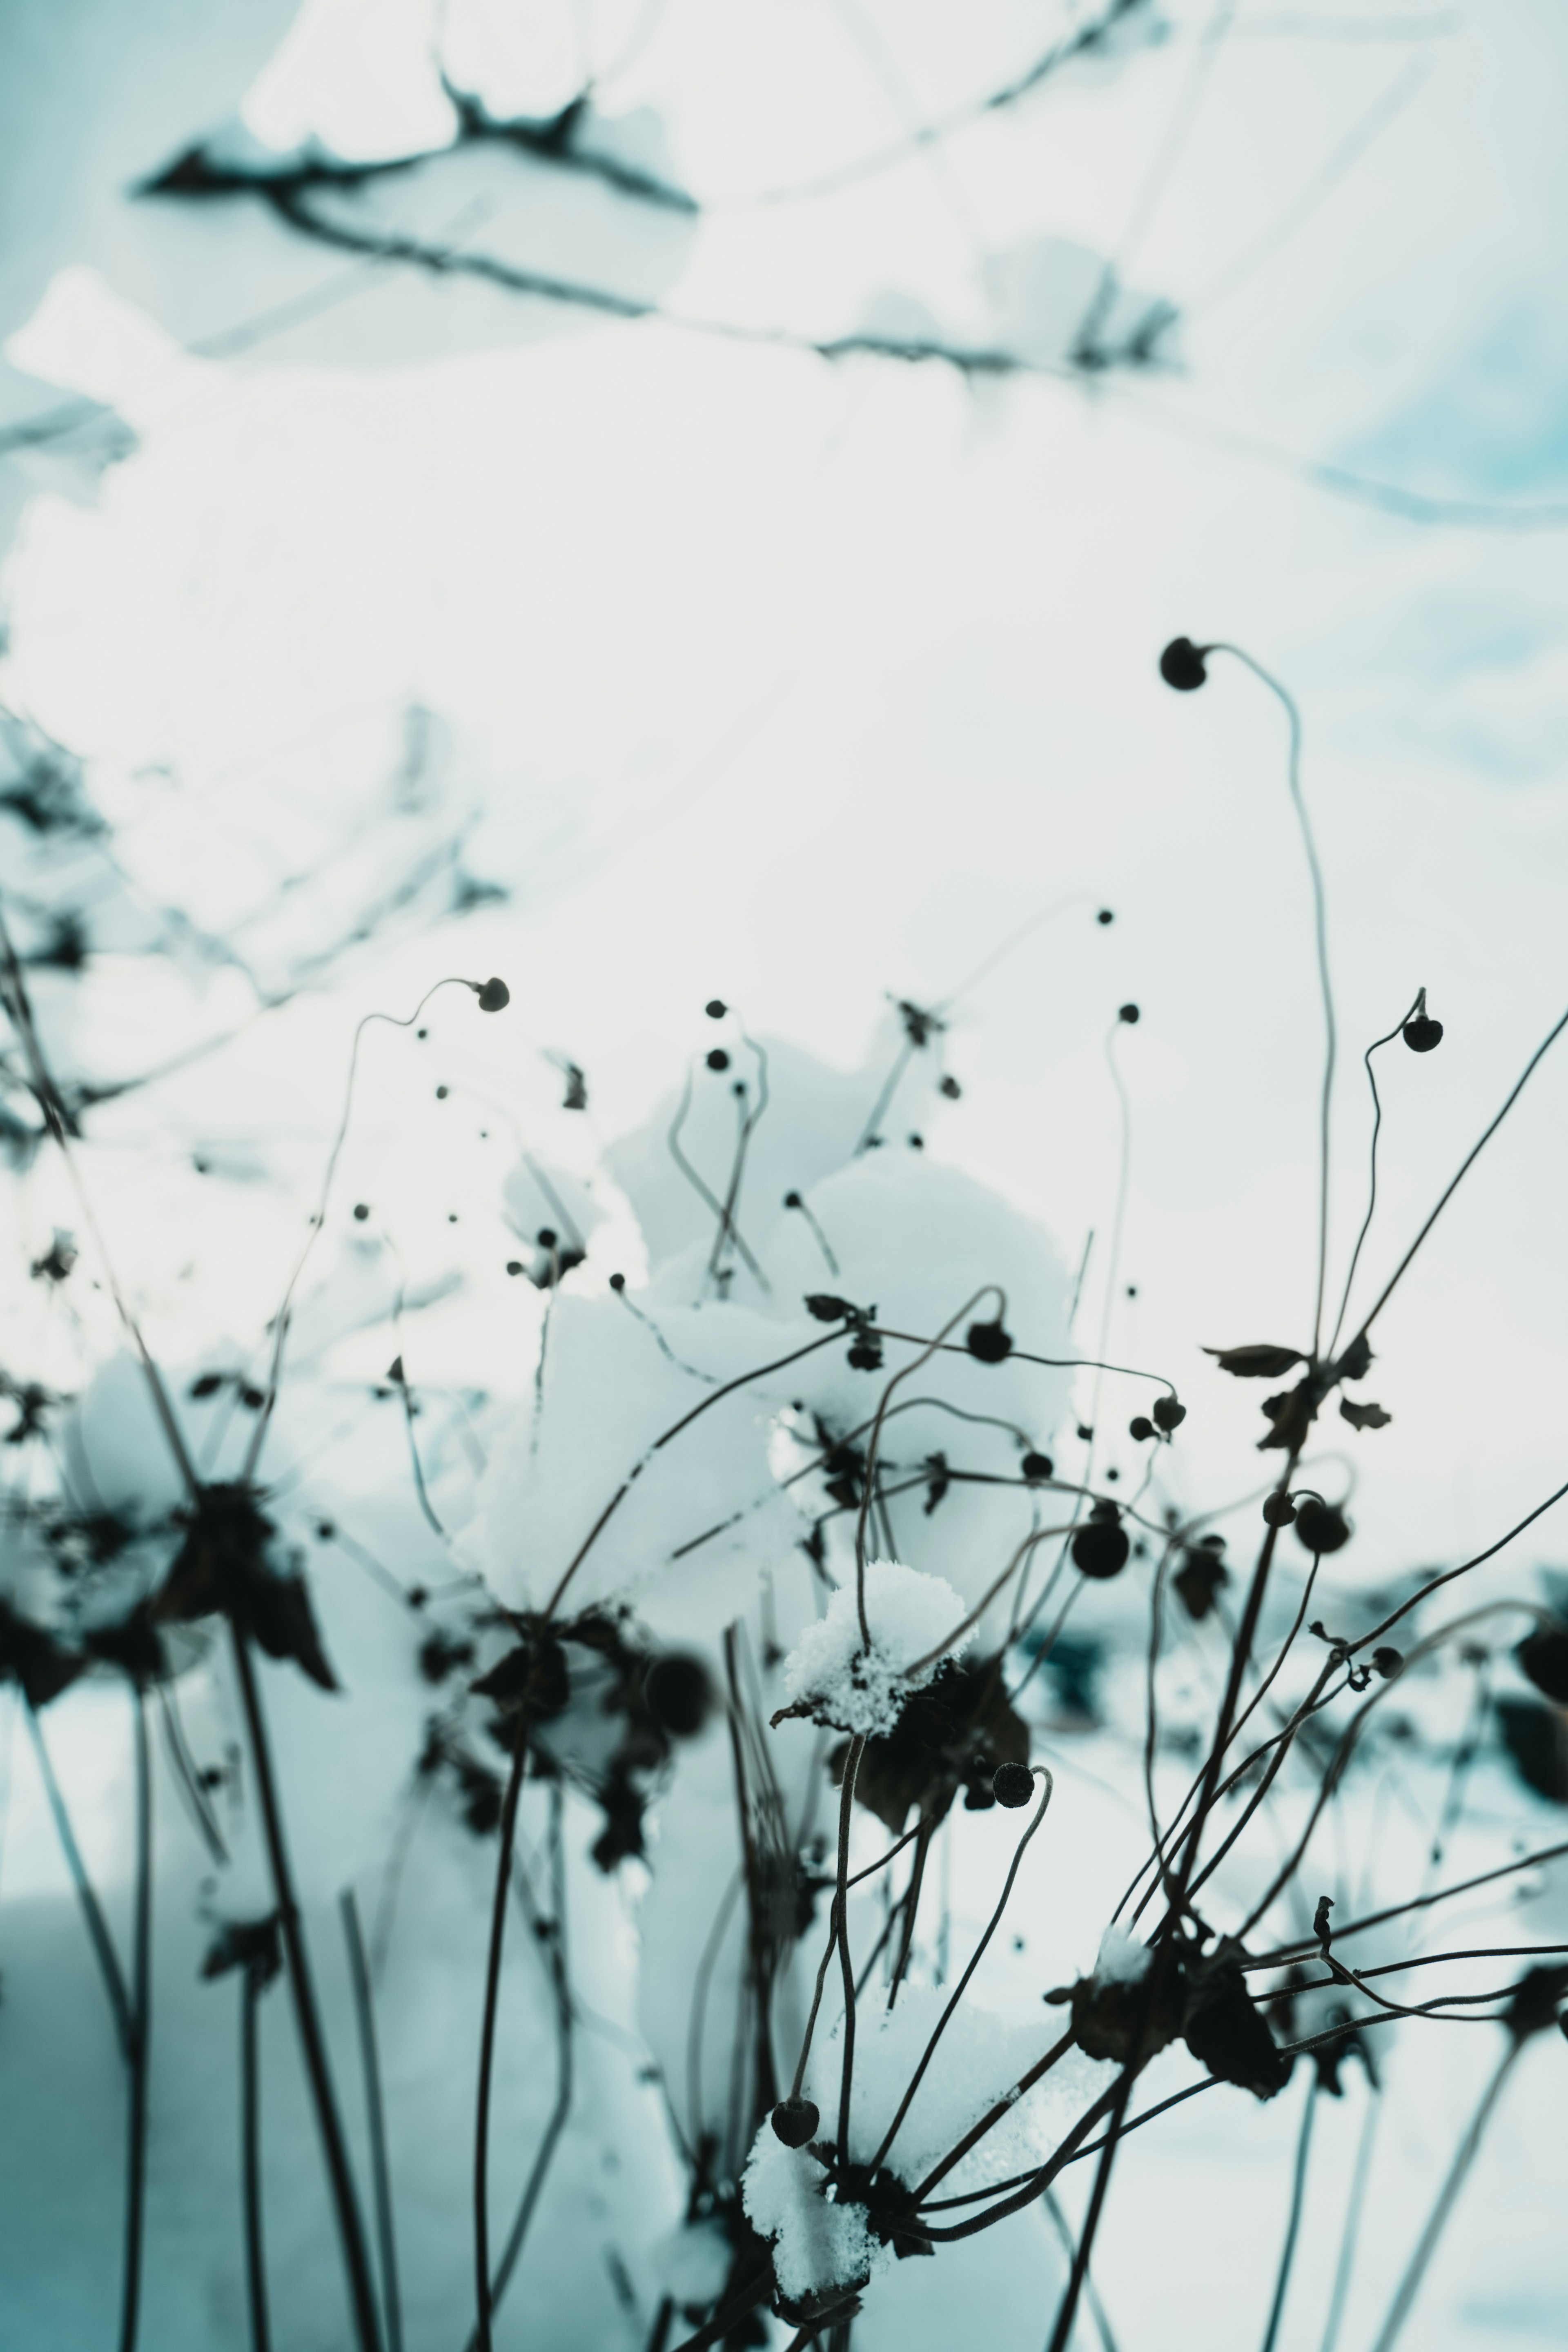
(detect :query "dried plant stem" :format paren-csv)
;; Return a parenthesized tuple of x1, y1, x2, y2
(1258, 2072, 1317, 2352)
(229, 1628, 382, 2352)
(467, 1786, 575, 2346)
(1319, 2080, 1380, 2352)
(472, 1709, 531, 2352)
(1367, 2042, 1519, 2352)
(241, 1971, 273, 2352)
(340, 1890, 403, 2352)
(117, 1686, 152, 2352)
(835, 1740, 866, 2167)
(21, 1697, 132, 2056)
(869, 1771, 1054, 2173)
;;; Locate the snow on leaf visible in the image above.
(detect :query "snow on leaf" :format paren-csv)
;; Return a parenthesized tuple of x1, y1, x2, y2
(777, 1559, 971, 1738)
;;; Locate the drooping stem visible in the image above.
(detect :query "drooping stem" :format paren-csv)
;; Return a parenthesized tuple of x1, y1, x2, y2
(117, 1685, 153, 2352)
(229, 1627, 382, 2352)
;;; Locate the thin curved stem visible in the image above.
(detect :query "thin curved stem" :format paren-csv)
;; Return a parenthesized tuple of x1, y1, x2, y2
(867, 1770, 1053, 2174)
(1325, 997, 1419, 1359)
(1211, 646, 1336, 1361)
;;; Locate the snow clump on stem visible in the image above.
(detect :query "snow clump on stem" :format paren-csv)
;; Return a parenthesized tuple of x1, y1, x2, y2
(776, 1558, 971, 1737)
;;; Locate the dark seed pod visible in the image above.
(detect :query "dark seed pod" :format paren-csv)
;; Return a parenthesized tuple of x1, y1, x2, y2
(771, 2097, 820, 2148)
(1517, 1626, 1568, 1706)
(1118, 1003, 1139, 1025)
(1072, 1505, 1130, 1581)
(706, 1048, 731, 1071)
(1262, 1491, 1297, 1528)
(476, 977, 510, 1012)
(992, 1761, 1036, 1809)
(939, 1075, 962, 1100)
(847, 1334, 884, 1372)
(1372, 1647, 1404, 1680)
(1159, 637, 1208, 692)
(1403, 1015, 1443, 1053)
(1129, 1415, 1154, 1442)
(967, 1319, 1013, 1364)
(1021, 1451, 1054, 1484)
(1096, 908, 1114, 925)
(609, 1272, 626, 1291)
(352, 1203, 370, 1222)
(644, 1652, 713, 1738)
(1294, 1498, 1351, 1555)
(1152, 1394, 1185, 1432)
(705, 999, 727, 1020)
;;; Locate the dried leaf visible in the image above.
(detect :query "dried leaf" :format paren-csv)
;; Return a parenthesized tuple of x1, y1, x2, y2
(1339, 1396, 1392, 1431)
(1204, 1344, 1306, 1379)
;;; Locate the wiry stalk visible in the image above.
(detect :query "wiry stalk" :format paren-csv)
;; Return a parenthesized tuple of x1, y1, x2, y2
(229, 1628, 382, 2352)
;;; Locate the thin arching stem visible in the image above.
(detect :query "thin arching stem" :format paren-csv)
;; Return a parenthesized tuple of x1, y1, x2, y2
(867, 1770, 1053, 2174)
(851, 1287, 1005, 1647)
(1347, 995, 1568, 1351)
(1325, 996, 1420, 1360)
(1210, 646, 1336, 1362)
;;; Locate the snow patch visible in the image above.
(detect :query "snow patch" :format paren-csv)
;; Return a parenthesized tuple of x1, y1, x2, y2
(780, 1559, 971, 1737)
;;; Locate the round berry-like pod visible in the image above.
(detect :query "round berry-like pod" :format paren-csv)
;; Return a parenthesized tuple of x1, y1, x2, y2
(1152, 1394, 1186, 1432)
(706, 1047, 731, 1071)
(1072, 1512, 1130, 1581)
(967, 1319, 1014, 1364)
(1294, 1498, 1351, 1554)
(1021, 1451, 1054, 1484)
(771, 2097, 820, 2149)
(644, 1653, 713, 1739)
(1129, 1415, 1154, 1442)
(1262, 1491, 1297, 1528)
(1372, 1647, 1404, 1681)
(477, 976, 510, 1011)
(705, 998, 727, 1019)
(992, 1761, 1036, 1810)
(1403, 1015, 1443, 1053)
(1159, 637, 1208, 691)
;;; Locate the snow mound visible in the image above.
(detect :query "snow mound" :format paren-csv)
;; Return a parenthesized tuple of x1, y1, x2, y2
(780, 1559, 971, 1737)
